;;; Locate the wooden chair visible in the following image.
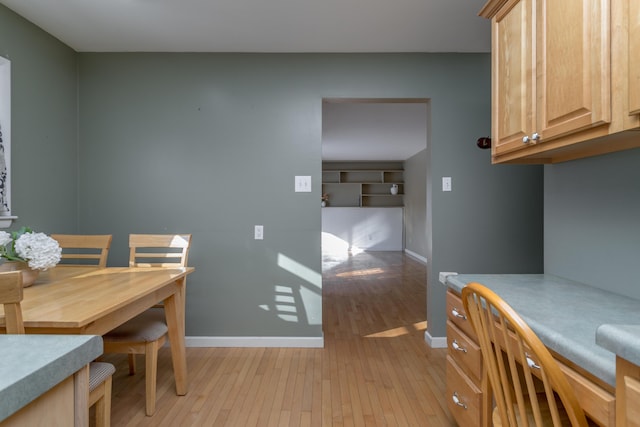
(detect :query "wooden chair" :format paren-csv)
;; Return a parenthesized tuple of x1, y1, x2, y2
(51, 234, 113, 268)
(103, 233, 192, 416)
(0, 272, 25, 334)
(0, 271, 115, 427)
(461, 282, 589, 427)
(127, 233, 191, 268)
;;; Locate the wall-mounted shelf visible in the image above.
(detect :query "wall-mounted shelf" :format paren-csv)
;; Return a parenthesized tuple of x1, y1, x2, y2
(0, 216, 18, 229)
(322, 162, 404, 208)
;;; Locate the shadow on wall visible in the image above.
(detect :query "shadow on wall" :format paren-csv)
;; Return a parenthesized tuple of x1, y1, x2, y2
(257, 252, 322, 326)
(258, 233, 360, 327)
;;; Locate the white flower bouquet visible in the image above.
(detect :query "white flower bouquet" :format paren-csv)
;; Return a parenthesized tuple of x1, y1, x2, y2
(0, 226, 62, 270)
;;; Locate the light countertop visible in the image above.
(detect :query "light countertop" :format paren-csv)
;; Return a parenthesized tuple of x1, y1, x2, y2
(0, 334, 103, 422)
(596, 324, 640, 367)
(445, 273, 640, 388)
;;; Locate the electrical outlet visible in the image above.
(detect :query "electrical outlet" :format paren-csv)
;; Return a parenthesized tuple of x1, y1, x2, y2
(254, 225, 264, 240)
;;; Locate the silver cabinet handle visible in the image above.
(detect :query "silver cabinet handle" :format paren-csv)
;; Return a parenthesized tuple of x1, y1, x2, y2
(522, 135, 531, 144)
(532, 132, 541, 142)
(451, 340, 467, 353)
(526, 354, 540, 369)
(451, 308, 466, 320)
(452, 392, 467, 409)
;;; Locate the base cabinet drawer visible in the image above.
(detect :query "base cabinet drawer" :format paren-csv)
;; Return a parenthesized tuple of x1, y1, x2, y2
(446, 355, 482, 427)
(447, 320, 482, 381)
(446, 290, 475, 338)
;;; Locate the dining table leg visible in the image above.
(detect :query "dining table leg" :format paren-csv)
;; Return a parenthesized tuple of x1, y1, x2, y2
(164, 287, 187, 396)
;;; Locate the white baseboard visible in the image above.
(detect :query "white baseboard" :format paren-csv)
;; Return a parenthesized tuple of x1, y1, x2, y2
(404, 249, 427, 264)
(424, 331, 447, 348)
(185, 335, 324, 348)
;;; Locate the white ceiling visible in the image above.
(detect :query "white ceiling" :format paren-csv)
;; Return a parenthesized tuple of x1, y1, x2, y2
(0, 0, 490, 53)
(322, 102, 427, 161)
(1, 0, 489, 161)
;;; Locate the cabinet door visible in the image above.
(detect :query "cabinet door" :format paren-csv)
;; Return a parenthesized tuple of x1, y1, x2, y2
(536, 0, 611, 140)
(1, 377, 75, 427)
(491, 0, 536, 158)
(630, 0, 640, 116)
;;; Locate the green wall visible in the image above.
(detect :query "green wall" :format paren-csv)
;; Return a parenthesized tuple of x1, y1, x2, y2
(1, 3, 544, 341)
(404, 148, 427, 258)
(78, 53, 328, 337)
(78, 52, 543, 339)
(544, 148, 640, 298)
(0, 5, 78, 232)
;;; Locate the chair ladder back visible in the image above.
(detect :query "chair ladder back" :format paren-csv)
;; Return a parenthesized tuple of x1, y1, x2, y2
(129, 234, 192, 268)
(0, 271, 25, 334)
(462, 282, 589, 427)
(51, 234, 113, 268)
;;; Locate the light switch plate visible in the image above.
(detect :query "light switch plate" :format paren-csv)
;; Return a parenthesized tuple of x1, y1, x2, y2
(442, 177, 452, 192)
(295, 176, 312, 192)
(254, 225, 264, 240)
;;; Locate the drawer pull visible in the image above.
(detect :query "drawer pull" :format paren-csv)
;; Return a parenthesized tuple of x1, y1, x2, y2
(451, 340, 467, 353)
(526, 354, 540, 370)
(452, 392, 467, 409)
(451, 308, 467, 320)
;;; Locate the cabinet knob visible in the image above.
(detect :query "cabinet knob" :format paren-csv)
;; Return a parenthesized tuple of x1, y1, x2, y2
(523, 133, 541, 144)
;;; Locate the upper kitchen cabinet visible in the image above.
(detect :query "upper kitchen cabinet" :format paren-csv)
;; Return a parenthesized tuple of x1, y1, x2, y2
(630, 0, 640, 117)
(480, 0, 640, 164)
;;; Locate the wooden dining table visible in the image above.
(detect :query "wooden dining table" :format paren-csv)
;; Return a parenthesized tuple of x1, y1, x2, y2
(0, 266, 194, 396)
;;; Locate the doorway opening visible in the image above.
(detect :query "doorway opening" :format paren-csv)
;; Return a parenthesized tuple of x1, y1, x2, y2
(320, 98, 429, 262)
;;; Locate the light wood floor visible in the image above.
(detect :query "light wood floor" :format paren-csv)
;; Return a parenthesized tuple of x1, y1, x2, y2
(105, 251, 455, 426)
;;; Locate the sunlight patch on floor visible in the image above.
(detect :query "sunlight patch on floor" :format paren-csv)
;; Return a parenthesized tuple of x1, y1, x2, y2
(365, 321, 427, 338)
(336, 267, 385, 277)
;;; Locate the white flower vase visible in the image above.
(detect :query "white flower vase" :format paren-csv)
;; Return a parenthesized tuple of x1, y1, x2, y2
(321, 200, 327, 207)
(390, 184, 399, 195)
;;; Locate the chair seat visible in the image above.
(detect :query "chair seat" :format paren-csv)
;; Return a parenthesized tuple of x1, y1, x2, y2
(103, 308, 167, 343)
(89, 362, 116, 392)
